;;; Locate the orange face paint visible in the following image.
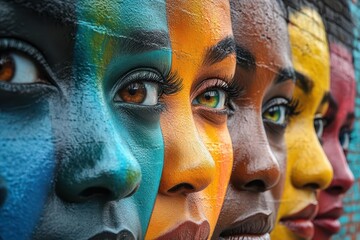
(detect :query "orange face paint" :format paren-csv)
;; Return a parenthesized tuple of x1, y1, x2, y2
(146, 1, 235, 238)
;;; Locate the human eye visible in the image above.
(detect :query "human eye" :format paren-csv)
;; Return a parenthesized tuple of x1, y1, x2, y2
(113, 69, 182, 109)
(0, 39, 56, 106)
(262, 98, 293, 127)
(191, 78, 240, 114)
(339, 129, 353, 154)
(314, 114, 324, 140)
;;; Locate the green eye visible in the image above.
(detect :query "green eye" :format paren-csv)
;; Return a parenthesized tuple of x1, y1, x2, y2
(193, 89, 226, 109)
(262, 98, 290, 126)
(263, 105, 287, 124)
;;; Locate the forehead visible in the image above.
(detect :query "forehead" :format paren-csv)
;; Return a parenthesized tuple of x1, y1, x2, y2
(231, 0, 291, 63)
(167, 0, 232, 50)
(0, 0, 168, 33)
(289, 7, 330, 93)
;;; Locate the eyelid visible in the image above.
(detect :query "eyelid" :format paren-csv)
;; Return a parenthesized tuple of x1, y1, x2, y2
(262, 97, 289, 113)
(0, 38, 59, 90)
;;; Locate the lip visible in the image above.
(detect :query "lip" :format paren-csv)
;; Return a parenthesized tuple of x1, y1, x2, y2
(280, 204, 318, 239)
(313, 207, 343, 234)
(156, 221, 210, 240)
(220, 212, 273, 239)
(89, 230, 135, 240)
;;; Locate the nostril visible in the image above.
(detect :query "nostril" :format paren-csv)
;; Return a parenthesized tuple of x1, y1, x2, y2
(326, 186, 344, 195)
(168, 183, 195, 194)
(80, 187, 112, 199)
(243, 180, 266, 192)
(303, 183, 320, 190)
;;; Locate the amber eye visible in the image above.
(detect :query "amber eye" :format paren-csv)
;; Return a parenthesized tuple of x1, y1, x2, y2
(192, 89, 226, 109)
(115, 81, 159, 105)
(0, 53, 15, 82)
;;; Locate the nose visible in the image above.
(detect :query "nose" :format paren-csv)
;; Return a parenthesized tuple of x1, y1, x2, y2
(159, 117, 215, 196)
(323, 137, 354, 195)
(291, 130, 333, 190)
(230, 122, 281, 192)
(55, 100, 141, 203)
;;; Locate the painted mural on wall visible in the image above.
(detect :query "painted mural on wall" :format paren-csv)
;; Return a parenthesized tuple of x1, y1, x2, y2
(0, 0, 359, 239)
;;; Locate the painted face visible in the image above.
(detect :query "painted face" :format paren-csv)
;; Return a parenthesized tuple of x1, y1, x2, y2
(271, 7, 333, 240)
(146, 1, 236, 239)
(0, 1, 174, 239)
(312, 43, 356, 240)
(212, 0, 295, 239)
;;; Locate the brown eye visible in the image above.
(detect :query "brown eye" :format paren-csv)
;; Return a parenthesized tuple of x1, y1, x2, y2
(0, 53, 15, 82)
(118, 82, 147, 104)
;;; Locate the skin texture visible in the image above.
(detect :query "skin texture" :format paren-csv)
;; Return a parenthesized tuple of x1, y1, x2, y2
(313, 44, 355, 240)
(212, 0, 295, 239)
(146, 1, 236, 239)
(271, 7, 334, 240)
(0, 1, 174, 239)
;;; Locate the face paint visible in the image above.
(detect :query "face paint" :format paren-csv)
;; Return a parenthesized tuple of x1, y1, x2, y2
(271, 7, 333, 240)
(212, 0, 295, 239)
(312, 44, 356, 240)
(146, 1, 236, 238)
(0, 0, 173, 239)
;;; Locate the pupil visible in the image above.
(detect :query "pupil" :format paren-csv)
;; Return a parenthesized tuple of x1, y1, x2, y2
(128, 83, 141, 95)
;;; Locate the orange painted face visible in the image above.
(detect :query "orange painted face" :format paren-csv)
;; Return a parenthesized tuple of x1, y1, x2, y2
(271, 7, 333, 240)
(146, 1, 236, 239)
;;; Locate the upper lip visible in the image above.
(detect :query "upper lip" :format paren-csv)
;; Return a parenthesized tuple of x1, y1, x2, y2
(315, 207, 343, 220)
(89, 230, 135, 240)
(281, 204, 318, 222)
(157, 221, 210, 240)
(220, 211, 273, 237)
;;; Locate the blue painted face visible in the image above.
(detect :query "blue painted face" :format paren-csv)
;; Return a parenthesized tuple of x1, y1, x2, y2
(0, 0, 173, 239)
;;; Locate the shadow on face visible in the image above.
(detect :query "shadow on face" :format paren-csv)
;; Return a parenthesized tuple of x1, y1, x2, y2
(271, 7, 334, 240)
(313, 43, 356, 240)
(213, 0, 295, 238)
(146, 0, 237, 239)
(0, 0, 177, 239)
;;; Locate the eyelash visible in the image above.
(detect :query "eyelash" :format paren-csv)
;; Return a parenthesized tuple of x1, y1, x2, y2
(287, 98, 301, 119)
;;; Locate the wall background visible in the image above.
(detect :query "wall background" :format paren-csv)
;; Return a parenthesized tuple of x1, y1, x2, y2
(335, 1, 360, 239)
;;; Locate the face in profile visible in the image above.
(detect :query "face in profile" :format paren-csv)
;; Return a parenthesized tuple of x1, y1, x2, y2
(146, 1, 236, 239)
(312, 43, 355, 240)
(0, 0, 177, 239)
(212, 0, 295, 239)
(271, 7, 333, 240)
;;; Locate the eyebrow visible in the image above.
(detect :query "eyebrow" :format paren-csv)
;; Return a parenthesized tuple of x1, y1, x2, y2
(119, 30, 170, 54)
(295, 71, 314, 94)
(235, 44, 256, 71)
(202, 36, 236, 66)
(275, 68, 296, 84)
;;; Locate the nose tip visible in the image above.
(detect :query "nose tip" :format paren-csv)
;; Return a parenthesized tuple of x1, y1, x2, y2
(232, 148, 281, 192)
(56, 142, 142, 203)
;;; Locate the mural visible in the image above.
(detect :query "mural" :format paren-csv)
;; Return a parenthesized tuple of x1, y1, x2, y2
(146, 1, 235, 239)
(271, 6, 334, 240)
(1, 0, 360, 239)
(212, 0, 294, 239)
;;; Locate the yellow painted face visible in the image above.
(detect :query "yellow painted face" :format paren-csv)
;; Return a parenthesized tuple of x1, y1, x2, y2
(271, 7, 333, 240)
(146, 1, 235, 239)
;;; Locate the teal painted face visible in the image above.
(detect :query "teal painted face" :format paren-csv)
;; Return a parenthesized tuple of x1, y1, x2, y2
(0, 0, 173, 239)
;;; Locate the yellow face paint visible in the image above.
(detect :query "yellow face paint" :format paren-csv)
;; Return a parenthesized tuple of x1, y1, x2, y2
(271, 7, 333, 240)
(146, 1, 235, 239)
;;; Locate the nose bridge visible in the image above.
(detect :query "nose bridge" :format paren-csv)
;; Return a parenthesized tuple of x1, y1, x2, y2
(55, 89, 141, 202)
(291, 129, 333, 190)
(231, 113, 281, 192)
(159, 114, 215, 195)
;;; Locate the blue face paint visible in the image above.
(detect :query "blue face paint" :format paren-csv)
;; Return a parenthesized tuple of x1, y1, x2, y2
(0, 0, 172, 239)
(0, 101, 55, 240)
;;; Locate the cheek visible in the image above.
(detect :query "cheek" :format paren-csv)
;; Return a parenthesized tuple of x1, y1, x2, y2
(197, 121, 233, 231)
(0, 103, 55, 239)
